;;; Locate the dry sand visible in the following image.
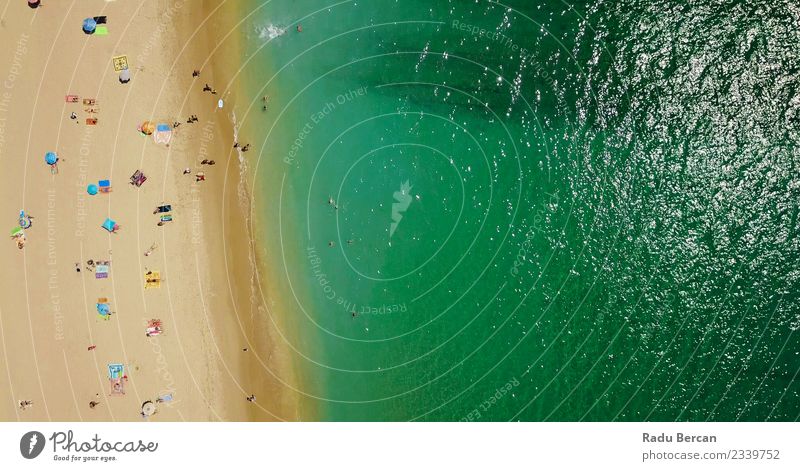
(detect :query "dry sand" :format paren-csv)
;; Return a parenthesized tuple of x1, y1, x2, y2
(0, 0, 298, 421)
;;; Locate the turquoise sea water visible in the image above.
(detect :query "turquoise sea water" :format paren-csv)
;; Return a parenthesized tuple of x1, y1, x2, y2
(235, 0, 800, 420)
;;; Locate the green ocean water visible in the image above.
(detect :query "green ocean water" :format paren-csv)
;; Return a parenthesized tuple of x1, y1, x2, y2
(235, 0, 800, 421)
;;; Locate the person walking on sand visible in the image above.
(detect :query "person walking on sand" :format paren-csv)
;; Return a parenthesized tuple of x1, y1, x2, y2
(233, 142, 239, 149)
(75, 263, 81, 273)
(241, 144, 250, 152)
(87, 345, 96, 351)
(192, 69, 200, 77)
(246, 395, 256, 402)
(89, 400, 100, 409)
(183, 167, 191, 175)
(203, 84, 212, 92)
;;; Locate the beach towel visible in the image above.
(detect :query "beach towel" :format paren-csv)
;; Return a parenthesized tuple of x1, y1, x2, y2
(95, 26, 108, 36)
(95, 264, 109, 279)
(154, 204, 171, 213)
(65, 95, 79, 103)
(130, 170, 147, 187)
(93, 16, 107, 24)
(159, 214, 173, 223)
(83, 98, 96, 106)
(144, 271, 161, 289)
(98, 179, 112, 193)
(146, 325, 162, 336)
(108, 363, 124, 379)
(112, 56, 128, 72)
(153, 123, 172, 145)
(109, 378, 125, 396)
(86, 118, 98, 125)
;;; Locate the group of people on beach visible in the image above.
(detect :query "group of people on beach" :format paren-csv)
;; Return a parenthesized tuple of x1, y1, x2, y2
(173, 114, 199, 129)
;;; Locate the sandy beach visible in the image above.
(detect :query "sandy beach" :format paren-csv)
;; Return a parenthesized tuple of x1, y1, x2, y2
(0, 0, 297, 421)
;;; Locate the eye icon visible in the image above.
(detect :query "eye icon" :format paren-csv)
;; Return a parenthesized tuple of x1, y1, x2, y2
(20, 431, 45, 459)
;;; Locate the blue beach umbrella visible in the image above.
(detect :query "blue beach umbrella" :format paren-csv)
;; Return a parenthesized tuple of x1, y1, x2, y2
(87, 184, 98, 195)
(45, 152, 57, 165)
(101, 218, 117, 232)
(82, 18, 97, 34)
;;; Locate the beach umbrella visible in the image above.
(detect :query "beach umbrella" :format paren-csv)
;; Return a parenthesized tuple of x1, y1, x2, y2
(28, 0, 41, 9)
(45, 151, 57, 165)
(87, 184, 98, 195)
(140, 121, 155, 135)
(141, 401, 156, 417)
(119, 68, 131, 84)
(101, 218, 117, 232)
(18, 210, 31, 229)
(82, 18, 97, 34)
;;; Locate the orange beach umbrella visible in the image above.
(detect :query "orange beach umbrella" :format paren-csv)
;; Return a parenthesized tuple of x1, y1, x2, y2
(139, 121, 155, 135)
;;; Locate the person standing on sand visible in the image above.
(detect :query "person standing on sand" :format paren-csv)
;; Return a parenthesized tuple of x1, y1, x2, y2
(246, 395, 256, 402)
(192, 70, 200, 77)
(203, 84, 212, 92)
(89, 400, 100, 409)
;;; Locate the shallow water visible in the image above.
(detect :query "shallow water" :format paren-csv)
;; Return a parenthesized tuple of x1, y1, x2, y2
(236, 0, 800, 420)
